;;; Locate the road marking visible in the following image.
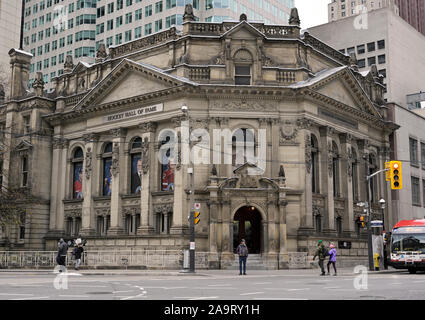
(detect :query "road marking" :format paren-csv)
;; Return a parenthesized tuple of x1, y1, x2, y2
(324, 287, 341, 289)
(287, 288, 310, 291)
(71, 285, 108, 288)
(10, 296, 49, 300)
(59, 295, 91, 298)
(208, 284, 231, 287)
(112, 291, 134, 294)
(254, 282, 272, 285)
(143, 286, 187, 290)
(11, 285, 44, 287)
(240, 292, 264, 296)
(189, 296, 219, 300)
(253, 298, 308, 300)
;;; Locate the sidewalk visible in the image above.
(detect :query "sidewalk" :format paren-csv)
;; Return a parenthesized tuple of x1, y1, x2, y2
(0, 267, 405, 276)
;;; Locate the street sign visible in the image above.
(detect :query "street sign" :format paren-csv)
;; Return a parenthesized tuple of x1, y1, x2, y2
(371, 220, 383, 227)
(194, 203, 201, 210)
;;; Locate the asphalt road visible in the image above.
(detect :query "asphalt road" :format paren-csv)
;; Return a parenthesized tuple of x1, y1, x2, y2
(0, 268, 423, 300)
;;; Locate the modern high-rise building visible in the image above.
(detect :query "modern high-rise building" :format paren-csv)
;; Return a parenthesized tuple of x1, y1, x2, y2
(395, 0, 425, 36)
(0, 0, 23, 98)
(328, 0, 425, 36)
(309, 6, 425, 108)
(21, 0, 294, 90)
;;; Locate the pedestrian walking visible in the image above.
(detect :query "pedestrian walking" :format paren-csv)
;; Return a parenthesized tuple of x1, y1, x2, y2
(72, 243, 84, 271)
(313, 240, 328, 276)
(56, 238, 68, 271)
(327, 243, 337, 276)
(236, 239, 248, 275)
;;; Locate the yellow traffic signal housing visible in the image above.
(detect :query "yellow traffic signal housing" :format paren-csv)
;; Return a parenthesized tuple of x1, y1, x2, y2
(385, 162, 390, 181)
(360, 216, 365, 228)
(390, 161, 402, 190)
(194, 211, 200, 225)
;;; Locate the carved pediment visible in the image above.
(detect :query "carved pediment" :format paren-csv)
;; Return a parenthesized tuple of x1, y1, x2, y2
(73, 59, 193, 111)
(221, 21, 266, 40)
(15, 140, 33, 152)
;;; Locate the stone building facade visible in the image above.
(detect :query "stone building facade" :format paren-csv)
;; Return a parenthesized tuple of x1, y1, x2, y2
(0, 7, 397, 268)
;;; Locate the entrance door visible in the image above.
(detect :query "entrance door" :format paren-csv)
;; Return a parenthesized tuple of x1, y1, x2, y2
(233, 206, 262, 254)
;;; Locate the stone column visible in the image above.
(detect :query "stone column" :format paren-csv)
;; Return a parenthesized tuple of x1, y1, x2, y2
(357, 139, 370, 204)
(278, 176, 289, 268)
(108, 128, 126, 235)
(48, 137, 63, 233)
(131, 213, 137, 235)
(220, 197, 234, 266)
(57, 139, 69, 232)
(319, 126, 335, 232)
(304, 131, 314, 229)
(266, 199, 278, 263)
(170, 116, 189, 235)
(340, 133, 354, 233)
(138, 122, 157, 234)
(207, 173, 220, 268)
(81, 133, 98, 236)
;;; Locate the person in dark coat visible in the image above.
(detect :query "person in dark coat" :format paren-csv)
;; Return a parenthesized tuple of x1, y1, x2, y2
(236, 239, 249, 275)
(72, 244, 84, 271)
(57, 238, 68, 271)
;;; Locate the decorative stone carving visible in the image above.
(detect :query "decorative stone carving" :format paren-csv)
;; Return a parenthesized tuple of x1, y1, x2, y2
(32, 72, 45, 96)
(211, 164, 217, 176)
(183, 4, 195, 22)
(64, 55, 74, 72)
(141, 137, 149, 174)
(96, 43, 108, 63)
(211, 101, 277, 112)
(289, 8, 300, 26)
(85, 147, 92, 180)
(111, 142, 119, 177)
(305, 133, 312, 174)
(139, 122, 157, 134)
(154, 204, 173, 214)
(110, 128, 127, 138)
(239, 174, 257, 188)
(176, 131, 182, 171)
(280, 120, 299, 145)
(234, 49, 253, 62)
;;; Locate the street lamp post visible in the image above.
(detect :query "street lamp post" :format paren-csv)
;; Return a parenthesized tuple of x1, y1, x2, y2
(379, 198, 387, 270)
(182, 105, 195, 273)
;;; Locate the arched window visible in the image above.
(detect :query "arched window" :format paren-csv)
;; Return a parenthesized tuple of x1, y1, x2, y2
(352, 148, 359, 201)
(159, 131, 175, 191)
(332, 142, 340, 197)
(311, 135, 319, 193)
(130, 137, 142, 194)
(72, 147, 84, 199)
(232, 128, 255, 167)
(102, 143, 113, 196)
(234, 49, 253, 85)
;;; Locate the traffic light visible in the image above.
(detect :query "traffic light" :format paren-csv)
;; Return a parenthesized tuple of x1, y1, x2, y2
(360, 216, 365, 228)
(389, 161, 402, 190)
(194, 211, 200, 225)
(385, 162, 390, 181)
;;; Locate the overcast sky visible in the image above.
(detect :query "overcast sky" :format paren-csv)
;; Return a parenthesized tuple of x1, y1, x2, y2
(294, 0, 331, 30)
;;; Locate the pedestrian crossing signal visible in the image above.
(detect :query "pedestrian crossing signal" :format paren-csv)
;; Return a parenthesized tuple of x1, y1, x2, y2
(194, 211, 200, 225)
(360, 216, 365, 228)
(390, 161, 402, 190)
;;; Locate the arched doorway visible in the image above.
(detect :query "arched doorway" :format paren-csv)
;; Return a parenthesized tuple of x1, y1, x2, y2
(233, 206, 262, 254)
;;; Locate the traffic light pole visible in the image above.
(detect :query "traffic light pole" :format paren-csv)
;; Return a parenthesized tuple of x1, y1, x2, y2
(365, 168, 389, 271)
(189, 165, 195, 273)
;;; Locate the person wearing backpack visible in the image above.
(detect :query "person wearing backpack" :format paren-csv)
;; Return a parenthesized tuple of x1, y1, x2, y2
(313, 240, 328, 276)
(327, 243, 337, 276)
(236, 239, 249, 275)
